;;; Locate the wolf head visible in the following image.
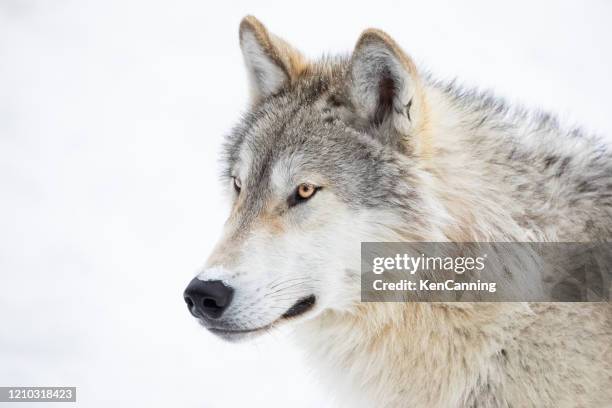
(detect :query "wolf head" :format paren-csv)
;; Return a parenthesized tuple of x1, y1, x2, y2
(184, 16, 443, 341)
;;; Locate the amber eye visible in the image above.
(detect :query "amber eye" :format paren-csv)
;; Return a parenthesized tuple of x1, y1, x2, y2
(232, 177, 242, 193)
(297, 183, 316, 199)
(288, 183, 320, 207)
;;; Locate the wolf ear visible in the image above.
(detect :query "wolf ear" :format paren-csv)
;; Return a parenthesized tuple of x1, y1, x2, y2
(239, 16, 307, 103)
(350, 29, 425, 138)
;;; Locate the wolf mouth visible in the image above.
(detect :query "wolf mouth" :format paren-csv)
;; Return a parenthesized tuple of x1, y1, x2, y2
(206, 295, 317, 339)
(281, 295, 316, 319)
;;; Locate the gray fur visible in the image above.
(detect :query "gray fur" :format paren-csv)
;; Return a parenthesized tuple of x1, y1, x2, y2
(194, 18, 612, 407)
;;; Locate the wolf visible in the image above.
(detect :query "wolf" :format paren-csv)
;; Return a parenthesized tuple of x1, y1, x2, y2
(184, 16, 612, 407)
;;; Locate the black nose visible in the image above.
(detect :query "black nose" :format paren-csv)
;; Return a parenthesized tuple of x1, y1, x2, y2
(183, 278, 234, 319)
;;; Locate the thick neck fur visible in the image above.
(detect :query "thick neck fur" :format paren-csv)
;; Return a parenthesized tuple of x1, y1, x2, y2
(415, 84, 535, 242)
(295, 302, 533, 407)
(410, 80, 611, 243)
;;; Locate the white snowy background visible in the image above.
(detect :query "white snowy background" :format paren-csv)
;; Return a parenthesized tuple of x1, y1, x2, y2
(1, 0, 611, 407)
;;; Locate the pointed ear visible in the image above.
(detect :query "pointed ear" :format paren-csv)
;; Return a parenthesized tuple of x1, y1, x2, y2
(239, 16, 307, 103)
(350, 29, 426, 138)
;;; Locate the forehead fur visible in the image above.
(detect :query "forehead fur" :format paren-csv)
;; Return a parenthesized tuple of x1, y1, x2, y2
(223, 56, 351, 168)
(222, 56, 420, 209)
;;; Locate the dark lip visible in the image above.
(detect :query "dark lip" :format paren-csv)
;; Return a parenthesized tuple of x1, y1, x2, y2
(204, 295, 317, 339)
(281, 295, 316, 319)
(208, 326, 269, 334)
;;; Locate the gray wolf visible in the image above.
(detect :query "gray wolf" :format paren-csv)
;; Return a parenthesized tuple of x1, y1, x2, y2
(184, 16, 612, 407)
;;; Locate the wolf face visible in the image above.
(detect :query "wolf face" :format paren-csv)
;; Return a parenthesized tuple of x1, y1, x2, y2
(183, 16, 440, 341)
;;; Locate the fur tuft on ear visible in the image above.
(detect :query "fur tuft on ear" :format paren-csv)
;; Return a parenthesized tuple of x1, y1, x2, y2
(350, 29, 425, 138)
(239, 16, 307, 103)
